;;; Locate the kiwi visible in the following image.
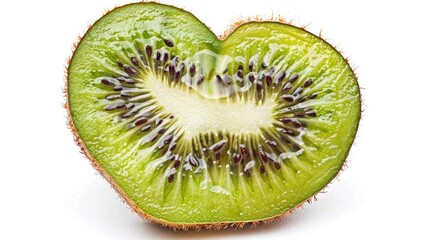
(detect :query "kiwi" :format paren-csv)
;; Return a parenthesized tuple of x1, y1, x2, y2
(66, 2, 360, 230)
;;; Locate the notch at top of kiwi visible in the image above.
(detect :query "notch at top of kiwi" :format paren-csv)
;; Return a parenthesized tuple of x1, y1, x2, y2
(66, 2, 360, 230)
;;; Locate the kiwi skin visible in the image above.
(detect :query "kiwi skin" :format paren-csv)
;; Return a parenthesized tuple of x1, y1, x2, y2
(65, 2, 360, 231)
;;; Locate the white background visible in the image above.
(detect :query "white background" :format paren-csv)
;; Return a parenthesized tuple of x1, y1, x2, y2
(1, 0, 428, 239)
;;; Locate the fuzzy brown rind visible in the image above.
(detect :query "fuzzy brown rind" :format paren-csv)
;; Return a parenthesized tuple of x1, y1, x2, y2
(64, 1, 361, 231)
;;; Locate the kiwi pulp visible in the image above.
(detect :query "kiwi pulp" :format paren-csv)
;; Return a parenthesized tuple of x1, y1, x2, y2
(67, 2, 360, 229)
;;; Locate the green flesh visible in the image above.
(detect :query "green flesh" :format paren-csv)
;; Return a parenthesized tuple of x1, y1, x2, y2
(68, 3, 360, 225)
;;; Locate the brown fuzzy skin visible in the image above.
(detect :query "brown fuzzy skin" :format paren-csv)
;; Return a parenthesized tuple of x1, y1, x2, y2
(65, 1, 360, 231)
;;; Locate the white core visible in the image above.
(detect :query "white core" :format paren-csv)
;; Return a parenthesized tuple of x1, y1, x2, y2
(144, 74, 276, 139)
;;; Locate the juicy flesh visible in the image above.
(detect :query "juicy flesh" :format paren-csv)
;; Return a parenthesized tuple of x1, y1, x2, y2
(68, 3, 360, 224)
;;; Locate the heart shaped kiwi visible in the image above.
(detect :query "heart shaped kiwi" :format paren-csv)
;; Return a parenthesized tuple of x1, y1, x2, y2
(66, 2, 360, 230)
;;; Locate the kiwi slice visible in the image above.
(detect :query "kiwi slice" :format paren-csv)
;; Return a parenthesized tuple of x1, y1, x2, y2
(67, 2, 360, 229)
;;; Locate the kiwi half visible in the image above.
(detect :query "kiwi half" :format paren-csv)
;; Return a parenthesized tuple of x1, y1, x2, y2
(66, 2, 360, 230)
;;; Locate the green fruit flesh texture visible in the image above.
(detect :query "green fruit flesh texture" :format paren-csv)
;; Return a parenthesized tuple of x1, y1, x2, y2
(68, 3, 360, 224)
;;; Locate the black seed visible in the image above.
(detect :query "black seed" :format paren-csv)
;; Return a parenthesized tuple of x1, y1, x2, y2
(299, 96, 307, 103)
(141, 125, 151, 132)
(190, 63, 196, 77)
(304, 78, 313, 88)
(294, 112, 306, 118)
(216, 75, 222, 83)
(169, 155, 176, 162)
(155, 51, 161, 61)
(280, 117, 292, 123)
(249, 61, 254, 72)
(131, 56, 139, 67)
(124, 65, 137, 75)
(291, 119, 302, 128)
(118, 77, 126, 83)
(244, 169, 251, 177)
(256, 80, 263, 91)
(309, 93, 318, 99)
(135, 118, 147, 126)
(248, 73, 255, 83)
(261, 61, 267, 69)
(101, 79, 114, 86)
(197, 75, 204, 85)
(293, 87, 303, 96)
(307, 110, 317, 117)
(158, 128, 165, 134)
(289, 73, 298, 83)
(173, 160, 180, 168)
(237, 69, 243, 78)
(117, 60, 124, 68)
(266, 75, 273, 86)
(145, 45, 152, 57)
(233, 153, 242, 164)
(156, 118, 163, 126)
(277, 71, 286, 83)
(215, 152, 221, 160)
(113, 86, 122, 91)
(169, 115, 174, 119)
(282, 95, 295, 102)
(281, 136, 290, 143)
(168, 174, 174, 183)
(164, 38, 174, 47)
(238, 65, 243, 71)
(282, 82, 292, 92)
(168, 64, 175, 77)
(293, 143, 301, 151)
(273, 162, 281, 169)
(170, 142, 177, 151)
(120, 92, 131, 98)
(260, 165, 266, 174)
(224, 74, 231, 84)
(163, 52, 169, 63)
(211, 140, 226, 152)
(175, 71, 181, 82)
(163, 134, 173, 145)
(240, 144, 248, 158)
(260, 151, 268, 163)
(104, 105, 116, 111)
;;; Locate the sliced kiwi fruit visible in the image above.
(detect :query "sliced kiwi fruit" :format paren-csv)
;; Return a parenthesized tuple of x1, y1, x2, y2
(66, 2, 360, 230)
